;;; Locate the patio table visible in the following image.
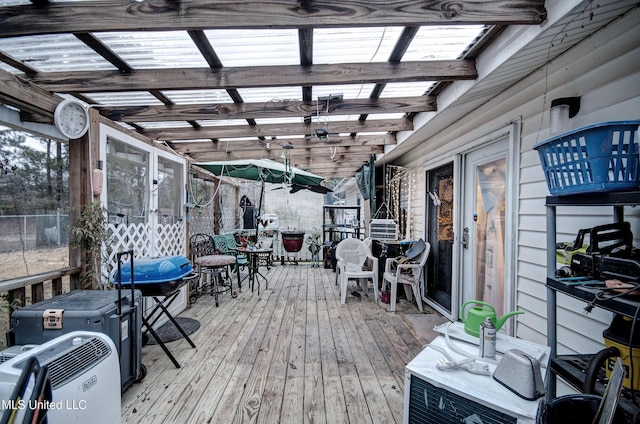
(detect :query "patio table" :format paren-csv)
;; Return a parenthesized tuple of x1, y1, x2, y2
(236, 247, 273, 294)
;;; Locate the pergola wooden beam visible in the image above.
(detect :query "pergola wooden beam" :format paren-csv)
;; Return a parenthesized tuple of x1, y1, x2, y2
(0, 1, 547, 38)
(190, 145, 382, 159)
(28, 60, 477, 93)
(0, 68, 59, 118)
(143, 119, 410, 141)
(188, 146, 381, 161)
(99, 97, 436, 122)
(170, 133, 395, 153)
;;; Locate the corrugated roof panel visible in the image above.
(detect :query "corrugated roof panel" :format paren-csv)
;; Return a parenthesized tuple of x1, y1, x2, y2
(313, 27, 401, 64)
(195, 119, 251, 127)
(358, 113, 405, 120)
(163, 90, 234, 104)
(202, 29, 300, 67)
(89, 92, 164, 106)
(0, 33, 114, 72)
(380, 82, 437, 98)
(94, 31, 208, 69)
(313, 84, 376, 100)
(236, 87, 302, 103)
(254, 117, 304, 125)
(0, 0, 32, 6)
(136, 121, 194, 129)
(403, 26, 486, 61)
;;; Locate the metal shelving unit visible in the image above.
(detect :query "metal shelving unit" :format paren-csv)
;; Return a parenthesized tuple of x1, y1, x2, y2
(322, 205, 363, 244)
(545, 191, 640, 420)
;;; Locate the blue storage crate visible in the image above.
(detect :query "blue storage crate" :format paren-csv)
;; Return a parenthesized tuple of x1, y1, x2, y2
(534, 121, 640, 195)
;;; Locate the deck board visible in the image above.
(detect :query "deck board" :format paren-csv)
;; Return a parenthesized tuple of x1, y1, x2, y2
(121, 263, 442, 423)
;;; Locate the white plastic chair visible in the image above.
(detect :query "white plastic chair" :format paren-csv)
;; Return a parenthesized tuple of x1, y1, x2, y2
(335, 238, 379, 304)
(382, 240, 431, 312)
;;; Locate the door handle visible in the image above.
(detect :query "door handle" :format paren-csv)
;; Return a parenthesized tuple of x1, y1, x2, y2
(462, 227, 469, 249)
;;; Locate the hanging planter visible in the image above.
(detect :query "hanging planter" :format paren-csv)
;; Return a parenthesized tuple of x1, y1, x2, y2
(281, 230, 305, 252)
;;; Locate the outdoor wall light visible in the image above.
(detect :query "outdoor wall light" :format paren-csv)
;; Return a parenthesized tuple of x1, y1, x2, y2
(550, 97, 580, 135)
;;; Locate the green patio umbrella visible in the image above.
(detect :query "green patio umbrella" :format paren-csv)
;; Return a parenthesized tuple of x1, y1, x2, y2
(193, 159, 331, 236)
(194, 158, 327, 188)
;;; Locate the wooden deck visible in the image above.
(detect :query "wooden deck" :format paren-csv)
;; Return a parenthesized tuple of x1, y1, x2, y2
(121, 263, 446, 424)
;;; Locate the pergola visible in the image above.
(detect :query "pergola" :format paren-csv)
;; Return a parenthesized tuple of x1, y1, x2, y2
(0, 0, 546, 178)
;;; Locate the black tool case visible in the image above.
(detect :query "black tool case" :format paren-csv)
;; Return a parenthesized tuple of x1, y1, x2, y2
(8, 287, 144, 392)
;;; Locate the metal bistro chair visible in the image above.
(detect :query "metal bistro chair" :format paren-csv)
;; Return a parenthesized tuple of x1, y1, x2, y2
(382, 239, 430, 313)
(212, 234, 248, 278)
(335, 237, 379, 304)
(189, 234, 238, 307)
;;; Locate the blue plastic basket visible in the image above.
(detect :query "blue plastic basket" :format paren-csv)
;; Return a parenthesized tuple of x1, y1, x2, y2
(534, 121, 640, 195)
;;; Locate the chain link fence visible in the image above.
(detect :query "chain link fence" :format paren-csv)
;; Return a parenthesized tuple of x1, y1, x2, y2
(0, 213, 70, 252)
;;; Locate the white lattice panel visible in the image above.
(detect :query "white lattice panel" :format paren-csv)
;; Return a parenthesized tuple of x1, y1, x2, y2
(109, 223, 152, 258)
(189, 213, 237, 236)
(189, 214, 215, 235)
(104, 221, 186, 285)
(154, 221, 186, 256)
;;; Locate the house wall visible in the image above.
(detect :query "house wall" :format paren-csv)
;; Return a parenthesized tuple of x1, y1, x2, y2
(396, 7, 640, 356)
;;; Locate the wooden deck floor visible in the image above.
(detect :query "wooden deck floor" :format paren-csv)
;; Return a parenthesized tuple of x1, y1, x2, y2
(121, 263, 446, 424)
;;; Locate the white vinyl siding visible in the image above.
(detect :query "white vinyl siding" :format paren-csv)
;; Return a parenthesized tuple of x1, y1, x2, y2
(396, 6, 639, 357)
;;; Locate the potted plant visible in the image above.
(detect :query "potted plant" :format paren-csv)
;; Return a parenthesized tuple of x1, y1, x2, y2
(69, 202, 110, 289)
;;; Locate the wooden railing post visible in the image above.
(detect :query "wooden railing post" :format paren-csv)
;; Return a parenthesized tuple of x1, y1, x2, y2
(31, 282, 44, 304)
(51, 277, 63, 297)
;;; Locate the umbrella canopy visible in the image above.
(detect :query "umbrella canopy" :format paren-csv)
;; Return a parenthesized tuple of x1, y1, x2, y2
(194, 159, 327, 188)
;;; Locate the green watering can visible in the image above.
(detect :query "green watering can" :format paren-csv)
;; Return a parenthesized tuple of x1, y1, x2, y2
(460, 300, 524, 337)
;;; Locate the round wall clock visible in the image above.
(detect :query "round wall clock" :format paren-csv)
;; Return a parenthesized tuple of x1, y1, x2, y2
(54, 99, 90, 139)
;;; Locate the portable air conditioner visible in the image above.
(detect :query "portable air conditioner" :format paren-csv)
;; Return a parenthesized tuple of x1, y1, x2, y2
(0, 331, 121, 424)
(404, 335, 544, 424)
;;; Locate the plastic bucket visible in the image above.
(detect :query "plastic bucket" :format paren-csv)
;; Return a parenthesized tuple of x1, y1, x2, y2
(537, 394, 626, 424)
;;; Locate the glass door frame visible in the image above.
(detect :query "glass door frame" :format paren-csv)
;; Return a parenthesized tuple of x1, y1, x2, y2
(422, 121, 520, 325)
(98, 124, 187, 257)
(422, 156, 461, 320)
(458, 123, 520, 334)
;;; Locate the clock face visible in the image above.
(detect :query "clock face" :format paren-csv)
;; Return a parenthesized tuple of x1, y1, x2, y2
(54, 99, 89, 139)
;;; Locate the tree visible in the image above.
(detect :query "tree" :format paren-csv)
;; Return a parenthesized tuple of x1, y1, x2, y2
(0, 128, 69, 215)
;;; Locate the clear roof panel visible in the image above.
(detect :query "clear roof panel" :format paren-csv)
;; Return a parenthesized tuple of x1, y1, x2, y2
(313, 84, 376, 100)
(313, 27, 401, 64)
(203, 29, 300, 67)
(360, 113, 406, 120)
(379, 81, 437, 98)
(403, 25, 486, 60)
(94, 31, 209, 69)
(0, 34, 114, 72)
(253, 117, 304, 125)
(0, 0, 32, 6)
(163, 90, 234, 104)
(195, 119, 252, 127)
(90, 92, 165, 106)
(237, 87, 303, 103)
(136, 121, 195, 129)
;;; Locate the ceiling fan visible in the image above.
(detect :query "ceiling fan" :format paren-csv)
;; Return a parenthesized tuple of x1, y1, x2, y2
(305, 94, 343, 143)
